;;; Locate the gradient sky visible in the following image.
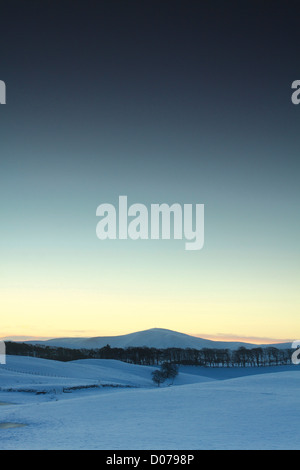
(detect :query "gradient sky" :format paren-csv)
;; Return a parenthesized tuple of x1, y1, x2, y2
(1, 0, 299, 342)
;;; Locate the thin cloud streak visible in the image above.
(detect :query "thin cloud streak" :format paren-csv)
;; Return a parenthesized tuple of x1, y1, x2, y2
(193, 333, 293, 344)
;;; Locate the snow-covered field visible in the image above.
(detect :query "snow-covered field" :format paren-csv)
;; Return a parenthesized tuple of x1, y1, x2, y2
(0, 355, 299, 449)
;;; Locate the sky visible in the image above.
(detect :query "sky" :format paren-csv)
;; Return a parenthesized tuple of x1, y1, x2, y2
(0, 0, 299, 342)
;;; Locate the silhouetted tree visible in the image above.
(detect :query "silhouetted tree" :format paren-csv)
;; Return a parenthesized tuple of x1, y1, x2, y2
(151, 369, 165, 387)
(161, 362, 179, 383)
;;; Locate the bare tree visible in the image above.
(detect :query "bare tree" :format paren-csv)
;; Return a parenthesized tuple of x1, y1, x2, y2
(151, 370, 165, 387)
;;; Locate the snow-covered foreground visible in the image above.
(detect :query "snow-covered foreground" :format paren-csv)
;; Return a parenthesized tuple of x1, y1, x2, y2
(0, 356, 299, 450)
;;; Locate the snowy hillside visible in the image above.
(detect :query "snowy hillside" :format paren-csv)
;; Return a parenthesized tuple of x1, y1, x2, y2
(26, 327, 292, 350)
(0, 355, 215, 393)
(0, 355, 299, 450)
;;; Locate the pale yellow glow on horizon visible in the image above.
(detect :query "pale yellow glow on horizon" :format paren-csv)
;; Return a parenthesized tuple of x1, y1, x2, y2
(0, 286, 298, 343)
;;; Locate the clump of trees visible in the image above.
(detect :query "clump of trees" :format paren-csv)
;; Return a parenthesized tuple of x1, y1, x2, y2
(151, 362, 179, 387)
(4, 341, 293, 368)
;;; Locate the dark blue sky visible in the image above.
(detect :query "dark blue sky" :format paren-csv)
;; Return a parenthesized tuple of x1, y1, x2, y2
(0, 0, 299, 339)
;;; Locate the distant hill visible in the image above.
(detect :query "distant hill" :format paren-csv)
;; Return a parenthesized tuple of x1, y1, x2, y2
(26, 328, 292, 351)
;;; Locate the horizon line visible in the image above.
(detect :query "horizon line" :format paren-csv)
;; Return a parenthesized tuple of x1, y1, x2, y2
(0, 328, 293, 345)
